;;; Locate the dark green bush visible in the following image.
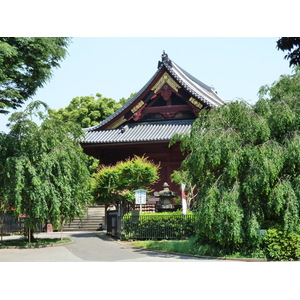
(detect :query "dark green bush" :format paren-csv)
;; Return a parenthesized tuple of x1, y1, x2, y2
(263, 228, 300, 261)
(121, 211, 196, 240)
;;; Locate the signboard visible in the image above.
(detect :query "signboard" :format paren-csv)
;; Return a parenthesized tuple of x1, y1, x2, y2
(134, 189, 147, 205)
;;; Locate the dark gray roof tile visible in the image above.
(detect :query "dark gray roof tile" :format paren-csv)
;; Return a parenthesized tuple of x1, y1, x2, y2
(82, 120, 192, 144)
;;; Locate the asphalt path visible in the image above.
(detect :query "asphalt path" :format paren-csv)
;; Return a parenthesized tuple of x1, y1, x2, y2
(0, 231, 227, 262)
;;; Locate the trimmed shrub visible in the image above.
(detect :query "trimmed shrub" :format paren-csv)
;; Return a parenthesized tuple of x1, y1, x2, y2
(121, 211, 196, 240)
(263, 228, 300, 261)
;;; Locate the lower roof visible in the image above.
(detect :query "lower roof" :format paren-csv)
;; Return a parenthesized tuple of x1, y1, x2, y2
(82, 120, 193, 144)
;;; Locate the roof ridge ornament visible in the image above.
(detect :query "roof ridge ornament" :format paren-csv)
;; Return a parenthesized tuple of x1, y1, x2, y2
(158, 50, 172, 68)
(162, 50, 168, 62)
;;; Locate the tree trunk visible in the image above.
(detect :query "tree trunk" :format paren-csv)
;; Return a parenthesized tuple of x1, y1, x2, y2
(60, 219, 65, 240)
(105, 204, 108, 230)
(27, 228, 35, 243)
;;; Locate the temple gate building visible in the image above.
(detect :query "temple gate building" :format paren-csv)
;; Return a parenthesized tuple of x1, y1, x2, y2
(81, 52, 224, 193)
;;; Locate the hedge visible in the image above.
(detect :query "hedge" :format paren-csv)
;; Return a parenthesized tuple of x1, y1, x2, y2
(121, 211, 196, 240)
(263, 228, 300, 261)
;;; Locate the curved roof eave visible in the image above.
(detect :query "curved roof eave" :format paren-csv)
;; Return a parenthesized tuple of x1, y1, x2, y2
(83, 67, 163, 133)
(165, 60, 224, 107)
(83, 53, 225, 133)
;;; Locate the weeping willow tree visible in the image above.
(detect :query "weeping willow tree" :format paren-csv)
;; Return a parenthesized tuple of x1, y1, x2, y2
(0, 101, 92, 242)
(172, 67, 300, 253)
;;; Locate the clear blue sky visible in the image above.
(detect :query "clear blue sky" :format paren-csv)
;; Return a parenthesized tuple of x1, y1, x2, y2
(0, 37, 294, 133)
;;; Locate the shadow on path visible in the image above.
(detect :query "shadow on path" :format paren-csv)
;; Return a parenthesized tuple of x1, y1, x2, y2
(129, 246, 217, 261)
(67, 231, 116, 242)
(67, 232, 100, 238)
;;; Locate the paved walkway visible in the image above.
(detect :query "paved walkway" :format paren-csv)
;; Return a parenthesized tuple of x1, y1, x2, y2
(0, 231, 228, 262)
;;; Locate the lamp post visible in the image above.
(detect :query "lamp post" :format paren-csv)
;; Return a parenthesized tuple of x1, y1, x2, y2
(154, 182, 177, 212)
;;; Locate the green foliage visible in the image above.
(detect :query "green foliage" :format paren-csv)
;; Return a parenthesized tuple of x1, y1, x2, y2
(116, 156, 159, 190)
(131, 237, 206, 255)
(48, 92, 136, 128)
(131, 236, 266, 259)
(0, 37, 70, 113)
(263, 228, 300, 261)
(92, 156, 159, 205)
(277, 37, 300, 67)
(122, 211, 195, 240)
(92, 165, 121, 205)
(0, 101, 92, 240)
(257, 67, 300, 142)
(172, 68, 300, 252)
(0, 238, 72, 248)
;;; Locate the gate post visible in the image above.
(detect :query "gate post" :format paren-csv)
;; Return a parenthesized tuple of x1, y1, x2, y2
(117, 204, 123, 239)
(0, 212, 4, 241)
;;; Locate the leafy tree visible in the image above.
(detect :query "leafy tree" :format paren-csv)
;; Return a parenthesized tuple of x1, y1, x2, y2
(118, 92, 137, 106)
(277, 37, 300, 67)
(0, 37, 70, 114)
(48, 92, 136, 128)
(172, 68, 300, 253)
(0, 101, 92, 241)
(257, 66, 300, 141)
(92, 156, 160, 213)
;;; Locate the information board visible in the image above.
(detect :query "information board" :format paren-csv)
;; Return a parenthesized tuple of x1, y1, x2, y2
(134, 189, 147, 204)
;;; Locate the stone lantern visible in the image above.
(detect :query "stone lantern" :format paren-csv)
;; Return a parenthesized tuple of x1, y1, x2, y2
(154, 182, 177, 211)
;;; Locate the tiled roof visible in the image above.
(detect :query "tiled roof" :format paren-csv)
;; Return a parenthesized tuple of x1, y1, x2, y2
(82, 120, 192, 144)
(83, 69, 161, 133)
(83, 53, 224, 133)
(165, 61, 224, 107)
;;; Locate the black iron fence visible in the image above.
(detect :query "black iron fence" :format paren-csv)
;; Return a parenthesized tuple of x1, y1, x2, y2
(121, 213, 196, 240)
(0, 213, 25, 234)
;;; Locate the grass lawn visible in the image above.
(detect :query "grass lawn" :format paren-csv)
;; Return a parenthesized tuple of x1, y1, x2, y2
(130, 237, 267, 260)
(0, 238, 72, 248)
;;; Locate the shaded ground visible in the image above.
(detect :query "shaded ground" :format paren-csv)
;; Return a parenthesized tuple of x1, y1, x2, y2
(0, 231, 227, 262)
